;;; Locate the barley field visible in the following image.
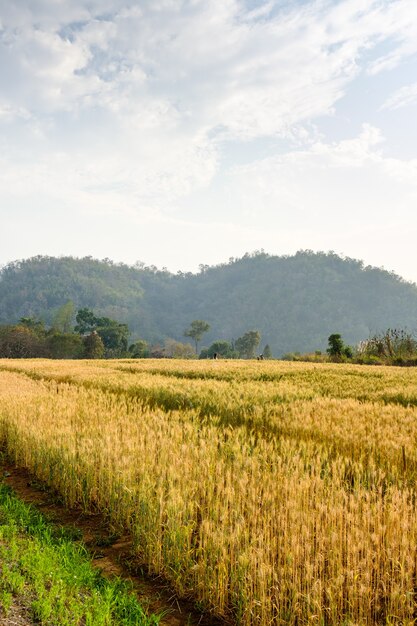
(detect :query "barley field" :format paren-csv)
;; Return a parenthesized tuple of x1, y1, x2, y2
(0, 358, 417, 625)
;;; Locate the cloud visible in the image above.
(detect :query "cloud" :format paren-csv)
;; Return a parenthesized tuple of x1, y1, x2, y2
(366, 0, 417, 75)
(224, 124, 417, 227)
(199, 122, 416, 280)
(381, 81, 417, 110)
(1, 0, 417, 279)
(1, 0, 417, 130)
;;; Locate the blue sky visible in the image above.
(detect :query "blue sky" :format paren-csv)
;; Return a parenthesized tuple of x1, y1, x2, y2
(1, 0, 417, 281)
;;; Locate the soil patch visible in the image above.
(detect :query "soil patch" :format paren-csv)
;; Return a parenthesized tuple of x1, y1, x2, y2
(0, 601, 35, 626)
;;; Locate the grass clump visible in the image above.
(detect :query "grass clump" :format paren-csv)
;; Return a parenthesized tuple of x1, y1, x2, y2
(0, 483, 159, 625)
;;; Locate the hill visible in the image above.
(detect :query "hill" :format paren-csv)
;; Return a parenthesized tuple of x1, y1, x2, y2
(1, 251, 417, 355)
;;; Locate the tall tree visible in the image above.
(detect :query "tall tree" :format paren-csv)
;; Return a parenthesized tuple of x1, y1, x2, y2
(263, 344, 272, 359)
(83, 332, 105, 359)
(327, 333, 352, 361)
(200, 340, 236, 359)
(184, 320, 210, 355)
(19, 317, 46, 337)
(327, 333, 344, 358)
(0, 325, 45, 358)
(46, 332, 83, 359)
(235, 330, 261, 359)
(75, 308, 129, 357)
(52, 301, 75, 334)
(128, 339, 149, 358)
(74, 308, 97, 334)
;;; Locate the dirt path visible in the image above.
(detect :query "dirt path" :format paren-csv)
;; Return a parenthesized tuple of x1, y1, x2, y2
(1, 461, 225, 626)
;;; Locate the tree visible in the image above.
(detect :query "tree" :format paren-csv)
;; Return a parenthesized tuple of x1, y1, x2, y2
(184, 320, 210, 355)
(74, 308, 97, 334)
(199, 340, 236, 359)
(327, 334, 344, 358)
(148, 344, 166, 358)
(164, 339, 195, 359)
(327, 333, 352, 361)
(83, 331, 105, 359)
(0, 325, 45, 358)
(75, 308, 130, 357)
(52, 301, 75, 334)
(235, 330, 261, 359)
(19, 317, 46, 337)
(97, 321, 129, 356)
(128, 340, 149, 358)
(46, 332, 83, 359)
(263, 344, 272, 359)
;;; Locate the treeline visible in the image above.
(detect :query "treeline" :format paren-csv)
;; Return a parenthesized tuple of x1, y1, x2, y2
(0, 305, 131, 359)
(0, 305, 273, 361)
(1, 305, 417, 366)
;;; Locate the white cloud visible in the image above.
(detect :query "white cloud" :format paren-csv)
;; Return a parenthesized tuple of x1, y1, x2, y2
(217, 125, 417, 271)
(1, 0, 417, 130)
(226, 123, 417, 210)
(1, 0, 417, 279)
(366, 0, 417, 75)
(381, 81, 417, 110)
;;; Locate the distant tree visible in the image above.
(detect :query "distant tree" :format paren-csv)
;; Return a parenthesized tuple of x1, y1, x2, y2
(46, 332, 84, 359)
(184, 320, 210, 355)
(327, 334, 352, 361)
(128, 339, 149, 358)
(327, 334, 344, 358)
(0, 325, 45, 358)
(74, 308, 97, 335)
(19, 317, 46, 337)
(52, 301, 75, 334)
(97, 321, 129, 356)
(263, 344, 272, 359)
(75, 308, 129, 357)
(83, 331, 105, 359)
(164, 339, 195, 359)
(148, 344, 166, 358)
(235, 330, 261, 359)
(200, 340, 236, 359)
(343, 344, 353, 359)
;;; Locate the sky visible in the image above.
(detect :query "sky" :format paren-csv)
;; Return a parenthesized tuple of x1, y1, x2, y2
(1, 0, 417, 282)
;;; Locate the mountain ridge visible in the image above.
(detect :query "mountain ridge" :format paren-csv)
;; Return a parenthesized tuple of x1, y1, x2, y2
(1, 251, 416, 356)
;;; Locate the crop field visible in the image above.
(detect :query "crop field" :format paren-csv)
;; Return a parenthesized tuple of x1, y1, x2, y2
(0, 359, 417, 625)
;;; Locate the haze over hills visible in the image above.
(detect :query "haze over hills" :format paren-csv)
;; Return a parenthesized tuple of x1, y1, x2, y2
(1, 251, 417, 356)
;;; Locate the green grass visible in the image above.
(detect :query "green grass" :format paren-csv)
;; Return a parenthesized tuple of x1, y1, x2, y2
(0, 482, 160, 625)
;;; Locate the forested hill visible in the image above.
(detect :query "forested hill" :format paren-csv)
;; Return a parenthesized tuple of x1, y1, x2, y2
(1, 252, 417, 356)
